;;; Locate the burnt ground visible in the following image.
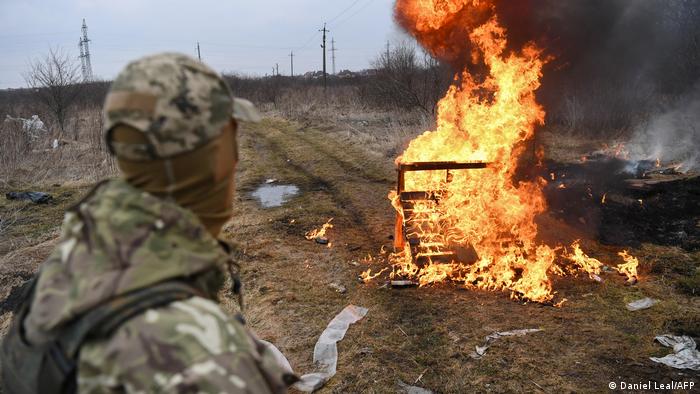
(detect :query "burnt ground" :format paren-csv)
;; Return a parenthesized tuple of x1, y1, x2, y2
(1, 118, 699, 392)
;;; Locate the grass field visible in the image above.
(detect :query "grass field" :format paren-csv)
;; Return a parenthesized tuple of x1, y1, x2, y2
(1, 116, 698, 393)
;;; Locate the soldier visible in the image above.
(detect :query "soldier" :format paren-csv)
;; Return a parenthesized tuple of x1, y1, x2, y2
(1, 53, 294, 393)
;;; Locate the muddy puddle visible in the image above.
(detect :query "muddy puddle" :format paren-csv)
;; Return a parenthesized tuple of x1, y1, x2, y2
(251, 184, 299, 208)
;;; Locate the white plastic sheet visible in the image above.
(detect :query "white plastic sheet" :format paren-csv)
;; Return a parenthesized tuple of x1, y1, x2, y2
(4, 114, 46, 139)
(626, 297, 659, 311)
(650, 335, 700, 371)
(262, 305, 368, 392)
(471, 329, 543, 359)
(397, 380, 433, 394)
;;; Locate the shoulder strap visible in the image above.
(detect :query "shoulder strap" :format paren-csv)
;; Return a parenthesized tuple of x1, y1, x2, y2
(40, 281, 201, 394)
(59, 281, 202, 359)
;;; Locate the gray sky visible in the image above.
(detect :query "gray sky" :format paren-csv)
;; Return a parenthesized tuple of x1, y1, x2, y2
(0, 0, 398, 89)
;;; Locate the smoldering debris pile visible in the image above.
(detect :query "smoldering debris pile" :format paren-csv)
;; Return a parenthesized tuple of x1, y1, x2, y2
(543, 156, 700, 250)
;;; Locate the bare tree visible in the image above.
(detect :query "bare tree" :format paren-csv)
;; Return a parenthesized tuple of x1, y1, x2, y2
(24, 48, 82, 139)
(361, 40, 452, 114)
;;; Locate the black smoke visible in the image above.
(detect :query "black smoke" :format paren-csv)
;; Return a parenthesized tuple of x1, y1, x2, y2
(495, 0, 700, 132)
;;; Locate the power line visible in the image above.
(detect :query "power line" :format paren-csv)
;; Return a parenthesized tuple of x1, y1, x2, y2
(296, 30, 321, 50)
(295, 0, 363, 50)
(332, 0, 376, 29)
(328, 0, 363, 24)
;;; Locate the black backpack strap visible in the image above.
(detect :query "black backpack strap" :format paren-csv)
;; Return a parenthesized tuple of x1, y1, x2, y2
(41, 281, 202, 394)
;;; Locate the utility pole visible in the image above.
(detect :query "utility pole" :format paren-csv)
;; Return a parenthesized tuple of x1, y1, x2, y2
(197, 42, 201, 61)
(386, 41, 391, 65)
(289, 51, 294, 77)
(276, 63, 279, 77)
(320, 23, 329, 89)
(78, 18, 93, 81)
(331, 38, 337, 75)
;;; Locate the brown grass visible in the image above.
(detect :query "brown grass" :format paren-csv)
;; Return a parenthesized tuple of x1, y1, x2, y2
(0, 111, 697, 392)
(0, 107, 117, 186)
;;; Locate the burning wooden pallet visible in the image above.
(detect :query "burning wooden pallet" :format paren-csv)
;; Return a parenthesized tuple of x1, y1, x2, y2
(393, 161, 489, 266)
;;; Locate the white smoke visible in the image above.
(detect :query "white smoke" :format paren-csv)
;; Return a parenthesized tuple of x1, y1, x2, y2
(628, 85, 700, 172)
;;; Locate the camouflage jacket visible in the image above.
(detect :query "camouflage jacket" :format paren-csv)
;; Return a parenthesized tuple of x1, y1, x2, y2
(23, 179, 289, 393)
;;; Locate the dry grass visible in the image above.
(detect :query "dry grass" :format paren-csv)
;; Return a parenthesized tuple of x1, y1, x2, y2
(0, 183, 91, 338)
(0, 105, 114, 339)
(220, 118, 698, 392)
(0, 110, 697, 392)
(264, 86, 435, 162)
(0, 107, 117, 187)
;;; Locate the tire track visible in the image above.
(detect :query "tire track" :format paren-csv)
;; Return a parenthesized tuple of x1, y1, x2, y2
(245, 121, 394, 248)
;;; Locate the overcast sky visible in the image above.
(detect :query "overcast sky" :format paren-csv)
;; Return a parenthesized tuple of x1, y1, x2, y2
(0, 0, 400, 89)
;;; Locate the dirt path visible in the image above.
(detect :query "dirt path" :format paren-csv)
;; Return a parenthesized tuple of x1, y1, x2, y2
(0, 117, 697, 392)
(222, 118, 699, 392)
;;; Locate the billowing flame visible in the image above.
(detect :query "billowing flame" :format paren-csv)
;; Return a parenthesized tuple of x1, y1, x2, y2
(360, 267, 389, 283)
(563, 241, 602, 282)
(305, 218, 334, 240)
(616, 250, 639, 283)
(380, 0, 640, 304)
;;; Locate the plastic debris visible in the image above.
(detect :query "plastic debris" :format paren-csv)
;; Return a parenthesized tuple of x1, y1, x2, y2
(328, 282, 347, 294)
(391, 280, 417, 288)
(262, 305, 368, 392)
(5, 192, 53, 204)
(315, 237, 329, 245)
(4, 115, 46, 139)
(470, 329, 543, 359)
(650, 335, 700, 371)
(398, 380, 433, 394)
(626, 297, 659, 311)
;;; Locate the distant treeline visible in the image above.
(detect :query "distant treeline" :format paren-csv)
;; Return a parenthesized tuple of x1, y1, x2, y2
(2, 14, 699, 138)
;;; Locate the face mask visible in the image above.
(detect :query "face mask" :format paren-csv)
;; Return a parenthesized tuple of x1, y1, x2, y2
(114, 121, 238, 237)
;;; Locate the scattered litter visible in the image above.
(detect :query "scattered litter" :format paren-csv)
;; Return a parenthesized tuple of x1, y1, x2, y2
(391, 280, 417, 288)
(4, 114, 47, 139)
(265, 178, 277, 184)
(414, 368, 428, 384)
(315, 237, 329, 245)
(358, 347, 373, 355)
(5, 191, 53, 204)
(448, 332, 461, 343)
(262, 305, 369, 392)
(626, 297, 659, 311)
(470, 329, 543, 359)
(52, 139, 59, 149)
(650, 335, 700, 371)
(397, 379, 433, 394)
(329, 282, 347, 294)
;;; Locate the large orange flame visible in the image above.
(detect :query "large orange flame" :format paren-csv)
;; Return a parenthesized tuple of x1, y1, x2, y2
(386, 0, 636, 304)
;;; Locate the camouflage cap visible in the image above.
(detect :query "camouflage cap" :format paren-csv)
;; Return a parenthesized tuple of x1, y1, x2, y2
(104, 52, 260, 161)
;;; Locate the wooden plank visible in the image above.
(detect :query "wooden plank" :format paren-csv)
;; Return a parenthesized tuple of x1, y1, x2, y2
(416, 253, 455, 265)
(399, 161, 489, 172)
(400, 191, 436, 201)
